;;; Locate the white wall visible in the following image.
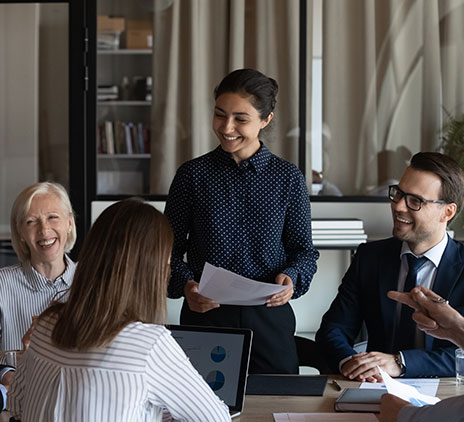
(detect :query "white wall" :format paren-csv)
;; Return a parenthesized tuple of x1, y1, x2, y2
(0, 4, 39, 237)
(91, 200, 393, 335)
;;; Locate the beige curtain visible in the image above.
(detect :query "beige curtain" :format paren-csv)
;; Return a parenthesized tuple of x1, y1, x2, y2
(323, 0, 464, 196)
(150, 0, 305, 194)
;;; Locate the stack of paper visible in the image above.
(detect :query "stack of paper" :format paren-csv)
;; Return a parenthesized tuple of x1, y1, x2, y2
(312, 219, 367, 247)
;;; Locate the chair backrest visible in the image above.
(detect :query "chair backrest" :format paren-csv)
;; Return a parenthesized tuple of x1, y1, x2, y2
(294, 335, 331, 374)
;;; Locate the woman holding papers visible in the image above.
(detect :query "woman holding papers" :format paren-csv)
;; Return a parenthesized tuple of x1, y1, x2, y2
(7, 199, 231, 422)
(165, 69, 319, 374)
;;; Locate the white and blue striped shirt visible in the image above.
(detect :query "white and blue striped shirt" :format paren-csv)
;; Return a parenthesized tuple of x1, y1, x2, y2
(8, 316, 231, 422)
(0, 256, 75, 350)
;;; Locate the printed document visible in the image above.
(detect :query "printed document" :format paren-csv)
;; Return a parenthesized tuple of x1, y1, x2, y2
(198, 262, 287, 305)
(361, 376, 439, 397)
(376, 366, 440, 406)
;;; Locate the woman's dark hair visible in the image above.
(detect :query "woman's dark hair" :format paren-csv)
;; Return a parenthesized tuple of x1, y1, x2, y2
(214, 68, 278, 120)
(411, 152, 464, 218)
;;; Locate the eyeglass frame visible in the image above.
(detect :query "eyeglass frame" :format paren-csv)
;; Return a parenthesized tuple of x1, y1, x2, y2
(388, 185, 450, 211)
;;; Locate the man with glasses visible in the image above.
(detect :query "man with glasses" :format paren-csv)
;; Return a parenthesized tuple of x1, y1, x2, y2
(316, 152, 464, 381)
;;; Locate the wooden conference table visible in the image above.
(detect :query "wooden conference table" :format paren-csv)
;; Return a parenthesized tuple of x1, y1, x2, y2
(1, 375, 463, 422)
(236, 375, 464, 422)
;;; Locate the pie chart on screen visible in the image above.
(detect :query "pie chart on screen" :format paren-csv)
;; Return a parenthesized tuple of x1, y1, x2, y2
(206, 370, 225, 391)
(211, 345, 226, 362)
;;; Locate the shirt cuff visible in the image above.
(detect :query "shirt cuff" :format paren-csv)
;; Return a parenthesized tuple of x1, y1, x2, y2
(0, 384, 6, 411)
(398, 351, 406, 377)
(339, 355, 352, 372)
(282, 268, 298, 283)
(0, 366, 14, 381)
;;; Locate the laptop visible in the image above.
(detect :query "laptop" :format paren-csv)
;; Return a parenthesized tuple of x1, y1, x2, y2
(168, 324, 252, 418)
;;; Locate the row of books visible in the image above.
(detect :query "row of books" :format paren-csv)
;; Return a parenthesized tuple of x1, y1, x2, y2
(312, 219, 367, 246)
(97, 121, 150, 155)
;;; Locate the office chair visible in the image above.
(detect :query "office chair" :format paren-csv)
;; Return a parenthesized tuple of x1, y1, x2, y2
(294, 335, 331, 374)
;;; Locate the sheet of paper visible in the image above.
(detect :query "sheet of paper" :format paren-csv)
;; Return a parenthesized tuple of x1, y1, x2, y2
(360, 377, 439, 397)
(273, 413, 378, 422)
(376, 366, 441, 406)
(198, 262, 287, 305)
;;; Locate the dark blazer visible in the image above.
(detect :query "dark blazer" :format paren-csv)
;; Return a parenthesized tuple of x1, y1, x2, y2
(316, 236, 464, 377)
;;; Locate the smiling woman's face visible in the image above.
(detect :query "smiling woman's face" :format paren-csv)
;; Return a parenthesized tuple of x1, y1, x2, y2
(212, 92, 273, 164)
(20, 194, 72, 267)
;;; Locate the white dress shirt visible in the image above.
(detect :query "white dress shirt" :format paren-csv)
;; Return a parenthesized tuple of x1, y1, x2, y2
(0, 255, 75, 350)
(7, 316, 231, 422)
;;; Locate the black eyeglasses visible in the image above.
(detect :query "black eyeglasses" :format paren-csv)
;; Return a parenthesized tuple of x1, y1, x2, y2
(388, 185, 448, 211)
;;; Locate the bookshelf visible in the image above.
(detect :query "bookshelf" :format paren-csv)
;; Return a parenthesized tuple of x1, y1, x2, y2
(96, 5, 153, 195)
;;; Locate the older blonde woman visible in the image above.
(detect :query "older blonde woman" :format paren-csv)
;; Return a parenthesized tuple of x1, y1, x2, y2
(0, 182, 76, 351)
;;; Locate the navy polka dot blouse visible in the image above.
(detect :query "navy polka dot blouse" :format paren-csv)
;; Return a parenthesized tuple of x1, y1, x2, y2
(165, 143, 319, 299)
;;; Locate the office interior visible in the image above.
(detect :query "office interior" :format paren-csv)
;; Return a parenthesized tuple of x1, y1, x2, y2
(1, 0, 463, 362)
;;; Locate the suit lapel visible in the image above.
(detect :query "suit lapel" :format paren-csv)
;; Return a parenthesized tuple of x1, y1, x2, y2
(426, 238, 464, 348)
(379, 239, 403, 353)
(432, 238, 463, 298)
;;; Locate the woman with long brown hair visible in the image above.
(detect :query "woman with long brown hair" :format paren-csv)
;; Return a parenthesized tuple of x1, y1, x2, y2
(8, 198, 230, 421)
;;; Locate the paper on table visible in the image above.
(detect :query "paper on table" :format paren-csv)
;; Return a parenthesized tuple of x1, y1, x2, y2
(198, 262, 288, 305)
(273, 413, 378, 421)
(377, 366, 441, 406)
(360, 377, 439, 397)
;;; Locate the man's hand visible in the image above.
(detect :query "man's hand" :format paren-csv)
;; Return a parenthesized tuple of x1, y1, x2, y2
(341, 352, 401, 382)
(379, 393, 412, 422)
(266, 274, 294, 307)
(388, 286, 464, 348)
(184, 280, 220, 313)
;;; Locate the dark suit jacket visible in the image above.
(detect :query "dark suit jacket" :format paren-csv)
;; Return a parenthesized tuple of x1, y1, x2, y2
(316, 236, 464, 377)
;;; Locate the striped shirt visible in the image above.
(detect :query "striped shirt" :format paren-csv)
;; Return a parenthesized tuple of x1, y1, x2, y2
(8, 316, 231, 422)
(0, 255, 75, 350)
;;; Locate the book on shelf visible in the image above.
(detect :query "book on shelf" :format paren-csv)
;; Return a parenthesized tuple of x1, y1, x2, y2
(312, 233, 367, 240)
(143, 125, 151, 153)
(124, 123, 133, 154)
(312, 219, 364, 230)
(334, 388, 384, 412)
(114, 121, 125, 154)
(130, 123, 139, 153)
(137, 122, 144, 153)
(313, 238, 367, 246)
(104, 121, 115, 154)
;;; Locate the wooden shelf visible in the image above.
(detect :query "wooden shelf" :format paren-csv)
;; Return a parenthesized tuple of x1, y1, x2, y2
(97, 49, 152, 55)
(98, 154, 150, 159)
(97, 101, 151, 106)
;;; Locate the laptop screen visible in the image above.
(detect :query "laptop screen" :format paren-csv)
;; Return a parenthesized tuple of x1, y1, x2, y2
(168, 324, 252, 413)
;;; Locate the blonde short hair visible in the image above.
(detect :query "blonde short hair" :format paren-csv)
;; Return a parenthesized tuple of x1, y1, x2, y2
(10, 182, 76, 262)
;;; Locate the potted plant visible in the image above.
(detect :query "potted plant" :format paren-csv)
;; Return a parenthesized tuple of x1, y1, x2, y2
(440, 109, 464, 168)
(440, 109, 464, 234)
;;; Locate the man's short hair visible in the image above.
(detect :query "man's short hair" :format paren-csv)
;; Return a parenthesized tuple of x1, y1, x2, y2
(410, 152, 464, 218)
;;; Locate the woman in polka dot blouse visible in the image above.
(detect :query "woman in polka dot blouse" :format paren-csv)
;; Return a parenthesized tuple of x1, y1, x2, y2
(165, 68, 320, 374)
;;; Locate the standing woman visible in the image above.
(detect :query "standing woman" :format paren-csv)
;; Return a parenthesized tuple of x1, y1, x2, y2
(165, 68, 319, 374)
(0, 182, 76, 351)
(8, 199, 230, 421)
